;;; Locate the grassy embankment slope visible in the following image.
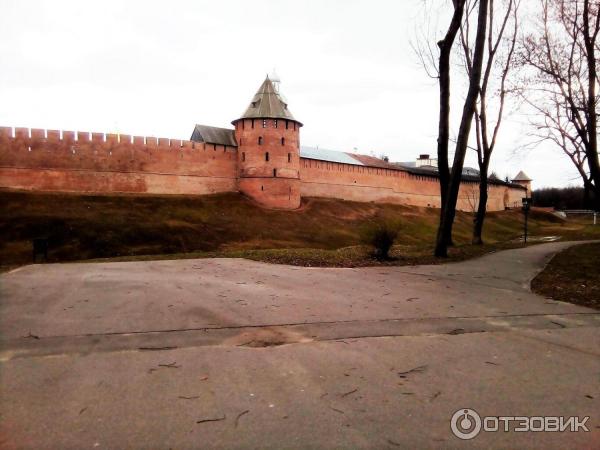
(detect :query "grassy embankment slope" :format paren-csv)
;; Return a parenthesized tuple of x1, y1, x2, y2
(532, 242, 600, 309)
(1, 190, 598, 269)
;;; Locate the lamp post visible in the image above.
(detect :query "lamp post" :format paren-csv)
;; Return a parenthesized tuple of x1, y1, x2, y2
(522, 197, 532, 244)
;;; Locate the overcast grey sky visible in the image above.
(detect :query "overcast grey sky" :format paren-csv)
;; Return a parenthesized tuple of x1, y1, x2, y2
(0, 0, 581, 188)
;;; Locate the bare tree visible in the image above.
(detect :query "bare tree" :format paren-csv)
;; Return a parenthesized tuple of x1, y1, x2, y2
(434, 0, 468, 250)
(519, 0, 600, 210)
(435, 0, 490, 257)
(460, 0, 520, 244)
(464, 182, 481, 212)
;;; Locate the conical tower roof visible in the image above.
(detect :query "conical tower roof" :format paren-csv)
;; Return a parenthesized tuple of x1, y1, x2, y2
(512, 170, 532, 181)
(233, 77, 301, 125)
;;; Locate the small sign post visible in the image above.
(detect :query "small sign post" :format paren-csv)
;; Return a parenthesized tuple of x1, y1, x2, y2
(522, 197, 532, 244)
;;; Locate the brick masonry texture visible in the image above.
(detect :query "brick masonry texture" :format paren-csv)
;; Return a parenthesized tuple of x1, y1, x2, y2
(0, 127, 237, 195)
(0, 125, 525, 211)
(298, 158, 526, 212)
(234, 118, 301, 209)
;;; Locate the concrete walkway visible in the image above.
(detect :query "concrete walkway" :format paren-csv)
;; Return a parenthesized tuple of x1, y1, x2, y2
(1, 242, 599, 449)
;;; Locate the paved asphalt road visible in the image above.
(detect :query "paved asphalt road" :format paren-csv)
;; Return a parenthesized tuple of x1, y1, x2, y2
(1, 242, 599, 449)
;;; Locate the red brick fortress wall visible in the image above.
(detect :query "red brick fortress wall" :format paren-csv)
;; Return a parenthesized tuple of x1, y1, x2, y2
(0, 126, 525, 212)
(298, 158, 525, 212)
(0, 127, 237, 195)
(234, 118, 301, 209)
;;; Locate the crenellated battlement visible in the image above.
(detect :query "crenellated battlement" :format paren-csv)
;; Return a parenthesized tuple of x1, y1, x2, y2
(0, 126, 237, 152)
(0, 123, 525, 211)
(0, 125, 238, 195)
(0, 73, 529, 211)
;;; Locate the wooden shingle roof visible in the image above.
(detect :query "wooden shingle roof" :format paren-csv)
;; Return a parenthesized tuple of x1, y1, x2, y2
(234, 77, 301, 125)
(190, 124, 237, 146)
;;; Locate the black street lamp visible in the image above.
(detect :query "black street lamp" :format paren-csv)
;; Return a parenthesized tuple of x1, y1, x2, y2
(522, 197, 532, 244)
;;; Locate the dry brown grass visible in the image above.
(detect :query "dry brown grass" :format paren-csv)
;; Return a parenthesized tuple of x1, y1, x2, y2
(532, 242, 600, 310)
(1, 189, 598, 269)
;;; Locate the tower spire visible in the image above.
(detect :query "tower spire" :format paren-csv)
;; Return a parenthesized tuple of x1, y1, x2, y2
(233, 76, 301, 125)
(270, 68, 281, 93)
(233, 76, 302, 210)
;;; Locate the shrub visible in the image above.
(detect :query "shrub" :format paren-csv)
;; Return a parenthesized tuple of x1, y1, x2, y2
(360, 220, 400, 260)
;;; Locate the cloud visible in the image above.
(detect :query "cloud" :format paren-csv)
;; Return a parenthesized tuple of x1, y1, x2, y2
(0, 0, 576, 188)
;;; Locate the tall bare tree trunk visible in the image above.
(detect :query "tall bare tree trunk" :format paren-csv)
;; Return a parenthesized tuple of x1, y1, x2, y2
(469, 0, 518, 245)
(583, 0, 600, 211)
(472, 159, 489, 244)
(436, 0, 466, 247)
(435, 0, 490, 257)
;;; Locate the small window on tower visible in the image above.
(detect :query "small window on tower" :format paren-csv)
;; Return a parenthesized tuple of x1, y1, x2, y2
(285, 120, 289, 129)
(281, 137, 285, 146)
(265, 152, 269, 161)
(258, 136, 263, 145)
(262, 119, 267, 128)
(288, 153, 291, 162)
(251, 119, 255, 129)
(274, 119, 278, 128)
(273, 168, 277, 177)
(242, 152, 245, 161)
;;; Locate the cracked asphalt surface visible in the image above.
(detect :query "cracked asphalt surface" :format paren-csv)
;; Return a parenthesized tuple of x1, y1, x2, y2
(1, 241, 599, 449)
